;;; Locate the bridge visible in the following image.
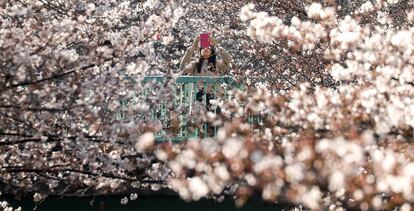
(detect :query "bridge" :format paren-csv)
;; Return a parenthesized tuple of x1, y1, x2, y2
(116, 76, 261, 142)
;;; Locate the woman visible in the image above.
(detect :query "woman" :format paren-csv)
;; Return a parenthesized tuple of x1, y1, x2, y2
(180, 34, 231, 105)
(179, 35, 231, 137)
(180, 35, 231, 76)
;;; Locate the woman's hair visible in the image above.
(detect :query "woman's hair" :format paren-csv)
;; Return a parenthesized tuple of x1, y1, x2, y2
(196, 48, 217, 73)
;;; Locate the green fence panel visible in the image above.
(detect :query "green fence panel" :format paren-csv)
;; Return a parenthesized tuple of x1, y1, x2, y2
(117, 76, 241, 142)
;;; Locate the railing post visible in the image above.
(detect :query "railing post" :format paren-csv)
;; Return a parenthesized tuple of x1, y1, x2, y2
(179, 83, 184, 137)
(213, 82, 218, 138)
(203, 81, 208, 139)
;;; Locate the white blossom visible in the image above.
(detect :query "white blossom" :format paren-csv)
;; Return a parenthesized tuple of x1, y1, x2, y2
(134, 132, 155, 152)
(188, 177, 209, 200)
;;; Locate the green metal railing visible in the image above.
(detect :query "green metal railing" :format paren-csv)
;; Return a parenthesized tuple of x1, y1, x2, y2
(117, 76, 240, 142)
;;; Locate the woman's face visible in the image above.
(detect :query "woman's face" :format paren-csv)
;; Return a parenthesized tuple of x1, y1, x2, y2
(201, 48, 212, 59)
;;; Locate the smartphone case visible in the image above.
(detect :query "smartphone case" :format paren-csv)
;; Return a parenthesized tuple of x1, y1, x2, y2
(200, 33, 210, 48)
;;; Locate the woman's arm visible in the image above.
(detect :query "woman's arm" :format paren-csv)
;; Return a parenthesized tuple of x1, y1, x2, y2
(217, 47, 231, 68)
(215, 46, 231, 75)
(180, 36, 199, 74)
(180, 47, 194, 70)
(210, 37, 231, 75)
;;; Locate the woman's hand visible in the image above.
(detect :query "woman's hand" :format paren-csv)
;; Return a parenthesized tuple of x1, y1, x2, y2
(192, 35, 200, 47)
(187, 35, 199, 51)
(210, 37, 217, 46)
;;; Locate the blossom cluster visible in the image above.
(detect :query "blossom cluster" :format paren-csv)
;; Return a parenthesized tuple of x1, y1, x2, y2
(1, 0, 414, 210)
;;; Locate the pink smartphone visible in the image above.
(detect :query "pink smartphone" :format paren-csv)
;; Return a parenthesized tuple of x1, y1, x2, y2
(200, 33, 210, 48)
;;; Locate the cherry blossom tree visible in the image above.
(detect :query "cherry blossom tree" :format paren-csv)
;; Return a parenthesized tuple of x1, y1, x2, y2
(164, 0, 414, 210)
(2, 0, 414, 210)
(1, 0, 183, 203)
